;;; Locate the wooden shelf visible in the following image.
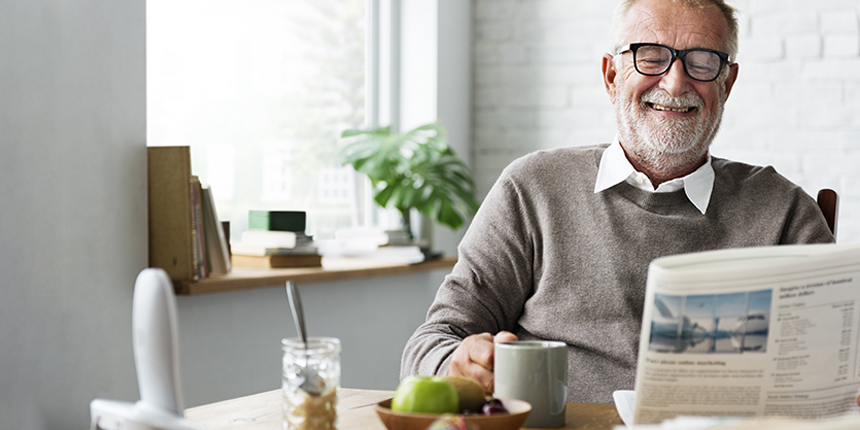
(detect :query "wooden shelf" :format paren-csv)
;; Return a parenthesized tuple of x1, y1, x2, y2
(174, 256, 457, 296)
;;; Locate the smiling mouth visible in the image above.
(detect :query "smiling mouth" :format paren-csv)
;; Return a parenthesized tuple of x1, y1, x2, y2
(648, 103, 694, 113)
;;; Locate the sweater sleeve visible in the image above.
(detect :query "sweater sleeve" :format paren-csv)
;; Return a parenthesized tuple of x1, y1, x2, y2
(779, 186, 836, 245)
(400, 165, 537, 379)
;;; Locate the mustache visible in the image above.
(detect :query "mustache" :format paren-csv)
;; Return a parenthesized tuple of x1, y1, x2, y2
(640, 89, 704, 110)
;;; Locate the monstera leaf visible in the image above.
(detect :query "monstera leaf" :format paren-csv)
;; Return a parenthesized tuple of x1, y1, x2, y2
(339, 122, 480, 231)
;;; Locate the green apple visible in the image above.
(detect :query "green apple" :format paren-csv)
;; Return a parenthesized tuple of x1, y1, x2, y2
(391, 376, 459, 414)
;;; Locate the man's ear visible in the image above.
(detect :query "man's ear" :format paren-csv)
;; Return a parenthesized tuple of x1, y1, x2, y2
(722, 62, 740, 102)
(602, 53, 618, 104)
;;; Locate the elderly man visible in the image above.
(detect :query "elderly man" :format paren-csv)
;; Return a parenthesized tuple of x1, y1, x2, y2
(401, 0, 834, 404)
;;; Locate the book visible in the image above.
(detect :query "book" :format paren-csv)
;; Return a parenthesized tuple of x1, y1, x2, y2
(189, 176, 208, 280)
(343, 245, 425, 264)
(248, 210, 306, 232)
(230, 242, 318, 257)
(238, 229, 298, 249)
(147, 146, 196, 282)
(200, 184, 231, 275)
(231, 253, 322, 269)
(385, 229, 413, 246)
(333, 227, 406, 247)
(221, 221, 231, 255)
(231, 230, 317, 258)
(628, 243, 860, 425)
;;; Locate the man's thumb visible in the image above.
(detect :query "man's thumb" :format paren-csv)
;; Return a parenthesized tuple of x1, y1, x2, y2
(493, 331, 519, 343)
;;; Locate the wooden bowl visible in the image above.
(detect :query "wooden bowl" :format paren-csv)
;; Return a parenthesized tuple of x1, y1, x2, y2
(375, 398, 531, 430)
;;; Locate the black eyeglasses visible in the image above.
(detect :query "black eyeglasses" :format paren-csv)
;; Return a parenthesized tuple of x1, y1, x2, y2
(615, 43, 730, 82)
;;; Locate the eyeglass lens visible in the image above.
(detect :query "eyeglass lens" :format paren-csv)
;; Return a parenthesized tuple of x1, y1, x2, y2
(635, 45, 723, 81)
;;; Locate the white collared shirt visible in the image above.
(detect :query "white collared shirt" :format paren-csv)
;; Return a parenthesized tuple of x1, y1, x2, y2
(593, 137, 715, 214)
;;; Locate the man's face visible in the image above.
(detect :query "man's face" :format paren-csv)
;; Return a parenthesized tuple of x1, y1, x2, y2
(603, 0, 739, 177)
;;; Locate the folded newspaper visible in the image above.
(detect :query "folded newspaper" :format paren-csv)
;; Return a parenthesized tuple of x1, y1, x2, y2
(615, 414, 860, 430)
(632, 243, 860, 425)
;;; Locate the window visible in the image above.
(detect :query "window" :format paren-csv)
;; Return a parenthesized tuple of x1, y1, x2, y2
(147, 0, 370, 240)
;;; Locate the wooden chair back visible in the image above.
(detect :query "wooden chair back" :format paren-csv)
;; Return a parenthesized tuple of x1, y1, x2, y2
(817, 189, 838, 236)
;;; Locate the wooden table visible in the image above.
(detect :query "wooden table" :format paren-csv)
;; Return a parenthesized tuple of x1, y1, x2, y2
(184, 388, 624, 430)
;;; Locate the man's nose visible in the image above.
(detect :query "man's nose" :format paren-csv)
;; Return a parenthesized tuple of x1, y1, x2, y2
(658, 58, 692, 96)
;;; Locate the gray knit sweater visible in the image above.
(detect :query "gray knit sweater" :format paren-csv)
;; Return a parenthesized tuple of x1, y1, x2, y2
(401, 144, 835, 404)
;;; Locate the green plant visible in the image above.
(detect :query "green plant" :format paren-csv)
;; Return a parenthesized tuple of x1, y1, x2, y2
(339, 122, 480, 235)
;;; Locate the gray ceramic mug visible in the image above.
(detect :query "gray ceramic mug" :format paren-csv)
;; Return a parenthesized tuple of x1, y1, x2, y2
(494, 340, 567, 428)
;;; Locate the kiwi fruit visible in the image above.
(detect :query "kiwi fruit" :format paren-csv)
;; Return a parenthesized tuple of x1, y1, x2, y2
(442, 376, 487, 411)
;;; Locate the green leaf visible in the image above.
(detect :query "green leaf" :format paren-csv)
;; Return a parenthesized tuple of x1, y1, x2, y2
(374, 183, 396, 207)
(338, 121, 481, 231)
(341, 126, 390, 138)
(340, 128, 365, 138)
(437, 199, 463, 231)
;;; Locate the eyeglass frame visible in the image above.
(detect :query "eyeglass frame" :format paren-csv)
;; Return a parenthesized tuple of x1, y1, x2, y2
(614, 42, 731, 83)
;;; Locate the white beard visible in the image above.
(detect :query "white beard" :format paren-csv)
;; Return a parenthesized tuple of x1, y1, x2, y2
(615, 78, 726, 176)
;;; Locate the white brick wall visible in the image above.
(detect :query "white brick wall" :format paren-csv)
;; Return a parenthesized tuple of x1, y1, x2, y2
(472, 0, 860, 243)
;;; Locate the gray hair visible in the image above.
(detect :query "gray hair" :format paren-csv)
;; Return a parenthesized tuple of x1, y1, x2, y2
(610, 0, 739, 61)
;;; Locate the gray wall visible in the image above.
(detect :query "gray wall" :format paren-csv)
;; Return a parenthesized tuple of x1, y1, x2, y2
(0, 1, 147, 429)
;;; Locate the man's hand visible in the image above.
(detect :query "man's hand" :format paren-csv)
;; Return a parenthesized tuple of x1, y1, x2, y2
(447, 331, 518, 393)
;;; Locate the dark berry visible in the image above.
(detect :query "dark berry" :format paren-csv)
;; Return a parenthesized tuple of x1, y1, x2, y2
(481, 398, 508, 415)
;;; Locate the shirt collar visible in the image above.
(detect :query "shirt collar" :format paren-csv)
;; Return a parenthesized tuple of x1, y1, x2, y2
(594, 137, 715, 214)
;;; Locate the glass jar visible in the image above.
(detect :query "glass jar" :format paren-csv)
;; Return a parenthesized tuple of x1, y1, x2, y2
(282, 337, 341, 430)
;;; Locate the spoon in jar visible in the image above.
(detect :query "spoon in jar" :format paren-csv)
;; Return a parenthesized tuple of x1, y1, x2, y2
(286, 281, 325, 395)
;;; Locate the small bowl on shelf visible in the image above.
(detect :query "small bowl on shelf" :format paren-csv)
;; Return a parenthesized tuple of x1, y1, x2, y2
(374, 398, 531, 430)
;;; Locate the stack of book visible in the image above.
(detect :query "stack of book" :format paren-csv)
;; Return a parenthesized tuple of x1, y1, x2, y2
(230, 211, 322, 268)
(312, 227, 429, 264)
(148, 146, 232, 282)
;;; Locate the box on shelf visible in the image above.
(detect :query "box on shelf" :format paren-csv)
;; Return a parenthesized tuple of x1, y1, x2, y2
(249, 210, 306, 232)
